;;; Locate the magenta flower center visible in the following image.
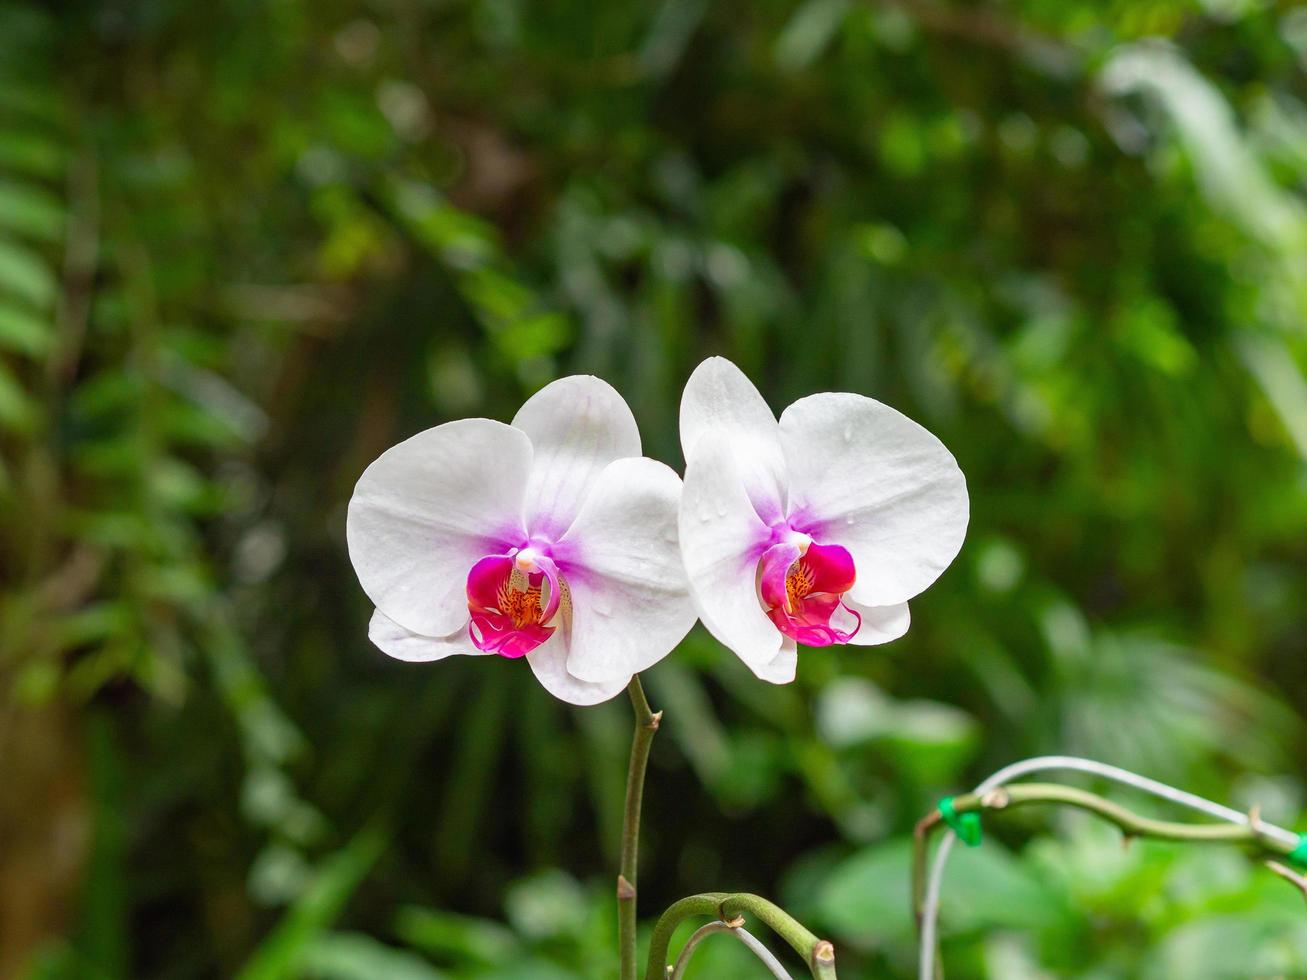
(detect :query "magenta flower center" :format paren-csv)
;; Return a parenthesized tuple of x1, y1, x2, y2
(466, 547, 568, 658)
(757, 536, 861, 646)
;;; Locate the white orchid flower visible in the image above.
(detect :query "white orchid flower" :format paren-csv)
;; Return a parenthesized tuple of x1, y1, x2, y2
(677, 357, 968, 684)
(347, 376, 696, 705)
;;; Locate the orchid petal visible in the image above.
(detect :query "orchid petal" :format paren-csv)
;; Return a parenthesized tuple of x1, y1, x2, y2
(553, 457, 696, 683)
(527, 633, 630, 706)
(802, 542, 857, 596)
(757, 541, 802, 613)
(347, 419, 531, 636)
(759, 541, 862, 647)
(779, 392, 968, 607)
(842, 599, 911, 646)
(531, 552, 563, 625)
(678, 431, 784, 678)
(678, 357, 788, 524)
(465, 553, 557, 658)
(512, 375, 641, 540)
(466, 553, 514, 613)
(469, 612, 554, 658)
(752, 639, 798, 684)
(368, 608, 486, 662)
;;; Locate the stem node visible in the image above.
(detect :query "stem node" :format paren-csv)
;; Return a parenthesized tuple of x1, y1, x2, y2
(645, 892, 837, 979)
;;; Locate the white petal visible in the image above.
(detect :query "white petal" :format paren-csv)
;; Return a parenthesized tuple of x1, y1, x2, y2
(553, 458, 697, 683)
(368, 609, 486, 662)
(678, 431, 786, 678)
(512, 375, 642, 540)
(527, 633, 630, 706)
(678, 357, 788, 523)
(347, 419, 531, 636)
(779, 393, 968, 607)
(752, 639, 798, 684)
(843, 600, 911, 646)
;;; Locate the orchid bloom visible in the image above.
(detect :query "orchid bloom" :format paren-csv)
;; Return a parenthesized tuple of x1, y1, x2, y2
(677, 358, 968, 683)
(347, 376, 696, 705)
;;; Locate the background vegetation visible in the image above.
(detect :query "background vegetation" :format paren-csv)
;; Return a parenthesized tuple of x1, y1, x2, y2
(3, 0, 1307, 976)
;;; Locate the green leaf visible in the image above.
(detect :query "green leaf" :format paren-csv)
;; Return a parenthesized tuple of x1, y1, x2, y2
(493, 312, 571, 360)
(0, 235, 56, 309)
(50, 602, 135, 651)
(0, 302, 52, 356)
(0, 77, 67, 124)
(503, 871, 589, 942)
(0, 360, 36, 431)
(390, 181, 499, 267)
(0, 178, 65, 242)
(393, 907, 518, 968)
(774, 0, 851, 71)
(816, 678, 978, 782)
(0, 128, 65, 178)
(1148, 914, 1307, 978)
(148, 456, 217, 512)
(303, 932, 449, 980)
(1100, 42, 1307, 249)
(68, 369, 144, 418)
(236, 828, 386, 980)
(816, 838, 1068, 946)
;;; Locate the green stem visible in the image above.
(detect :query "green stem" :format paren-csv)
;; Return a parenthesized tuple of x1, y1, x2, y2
(619, 675, 660, 980)
(644, 892, 837, 980)
(913, 782, 1299, 924)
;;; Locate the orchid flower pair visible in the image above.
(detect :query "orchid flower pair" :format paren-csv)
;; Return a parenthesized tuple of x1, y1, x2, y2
(347, 358, 968, 705)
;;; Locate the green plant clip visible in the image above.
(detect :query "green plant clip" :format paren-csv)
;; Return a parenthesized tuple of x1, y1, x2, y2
(938, 796, 983, 847)
(1287, 834, 1307, 870)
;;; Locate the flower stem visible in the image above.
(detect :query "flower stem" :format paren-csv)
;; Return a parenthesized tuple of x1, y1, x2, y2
(644, 892, 838, 980)
(912, 781, 1301, 925)
(619, 675, 661, 980)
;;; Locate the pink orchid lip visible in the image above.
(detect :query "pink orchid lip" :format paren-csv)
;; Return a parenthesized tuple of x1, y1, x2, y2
(757, 538, 861, 647)
(466, 547, 566, 659)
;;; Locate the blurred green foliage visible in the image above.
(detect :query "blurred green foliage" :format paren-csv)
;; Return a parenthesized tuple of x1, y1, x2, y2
(3, 0, 1307, 977)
